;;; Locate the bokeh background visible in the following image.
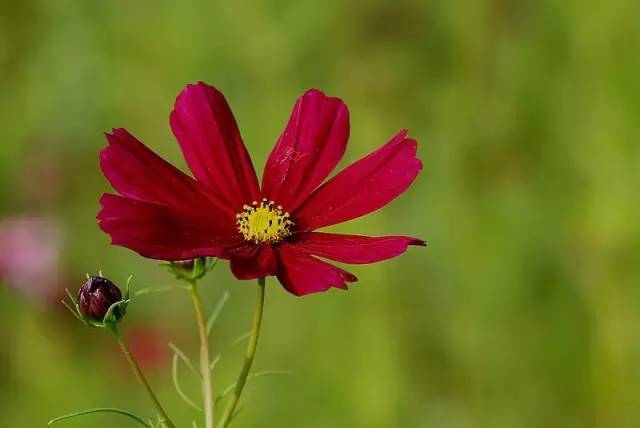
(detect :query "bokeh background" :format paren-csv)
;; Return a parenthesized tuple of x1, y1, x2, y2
(2, 1, 640, 427)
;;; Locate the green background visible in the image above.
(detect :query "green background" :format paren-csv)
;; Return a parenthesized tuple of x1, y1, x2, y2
(2, 1, 640, 427)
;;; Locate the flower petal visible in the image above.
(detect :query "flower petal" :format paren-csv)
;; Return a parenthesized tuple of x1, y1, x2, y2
(292, 232, 425, 264)
(261, 89, 349, 211)
(294, 130, 422, 231)
(276, 243, 357, 296)
(98, 194, 239, 260)
(229, 245, 278, 280)
(100, 128, 234, 216)
(170, 82, 260, 210)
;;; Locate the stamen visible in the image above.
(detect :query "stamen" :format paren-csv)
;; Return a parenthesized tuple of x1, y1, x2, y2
(236, 199, 294, 243)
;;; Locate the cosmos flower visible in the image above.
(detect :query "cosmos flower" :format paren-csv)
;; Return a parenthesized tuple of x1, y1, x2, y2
(98, 83, 423, 295)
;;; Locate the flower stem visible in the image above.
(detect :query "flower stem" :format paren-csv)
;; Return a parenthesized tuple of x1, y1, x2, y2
(218, 277, 266, 428)
(189, 281, 215, 428)
(110, 327, 176, 428)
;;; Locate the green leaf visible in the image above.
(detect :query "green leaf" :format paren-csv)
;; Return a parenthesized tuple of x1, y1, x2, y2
(64, 288, 78, 305)
(125, 274, 133, 299)
(48, 407, 151, 427)
(134, 285, 189, 297)
(231, 331, 251, 347)
(230, 405, 244, 423)
(215, 370, 292, 404)
(171, 353, 202, 411)
(209, 353, 221, 372)
(169, 342, 199, 377)
(61, 292, 93, 327)
(206, 291, 230, 336)
(60, 300, 84, 323)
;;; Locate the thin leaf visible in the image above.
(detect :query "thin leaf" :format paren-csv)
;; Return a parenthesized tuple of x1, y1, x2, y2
(64, 288, 78, 305)
(206, 257, 219, 272)
(192, 421, 199, 428)
(206, 291, 230, 336)
(217, 383, 236, 403)
(208, 330, 258, 375)
(169, 342, 199, 377)
(209, 353, 221, 372)
(48, 408, 150, 427)
(230, 405, 244, 423)
(125, 274, 133, 299)
(231, 331, 251, 347)
(215, 370, 292, 404)
(250, 369, 293, 377)
(134, 285, 188, 296)
(171, 353, 202, 411)
(61, 300, 83, 322)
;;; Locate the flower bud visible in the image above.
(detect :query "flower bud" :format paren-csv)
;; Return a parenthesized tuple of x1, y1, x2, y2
(172, 259, 196, 271)
(168, 257, 211, 281)
(78, 276, 122, 321)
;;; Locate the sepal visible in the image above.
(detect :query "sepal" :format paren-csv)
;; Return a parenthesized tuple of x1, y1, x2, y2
(161, 257, 218, 283)
(102, 298, 131, 327)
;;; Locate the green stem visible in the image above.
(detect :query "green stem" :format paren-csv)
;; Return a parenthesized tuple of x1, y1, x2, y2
(218, 277, 266, 428)
(111, 327, 176, 428)
(189, 282, 215, 428)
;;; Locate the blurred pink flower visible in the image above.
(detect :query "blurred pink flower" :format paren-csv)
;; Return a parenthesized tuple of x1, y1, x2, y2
(0, 216, 62, 303)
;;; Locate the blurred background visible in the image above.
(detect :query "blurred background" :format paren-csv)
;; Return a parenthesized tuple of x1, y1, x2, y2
(1, 0, 639, 427)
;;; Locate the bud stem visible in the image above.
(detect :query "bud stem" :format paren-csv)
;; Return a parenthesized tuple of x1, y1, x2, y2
(218, 277, 266, 428)
(188, 281, 215, 428)
(110, 327, 176, 428)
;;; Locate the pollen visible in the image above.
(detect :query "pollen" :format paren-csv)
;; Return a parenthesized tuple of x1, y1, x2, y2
(236, 198, 294, 243)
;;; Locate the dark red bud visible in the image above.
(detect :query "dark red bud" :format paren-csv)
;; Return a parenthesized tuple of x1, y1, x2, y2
(78, 276, 122, 321)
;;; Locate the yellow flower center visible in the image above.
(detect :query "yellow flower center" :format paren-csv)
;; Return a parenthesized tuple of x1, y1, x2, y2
(236, 198, 294, 243)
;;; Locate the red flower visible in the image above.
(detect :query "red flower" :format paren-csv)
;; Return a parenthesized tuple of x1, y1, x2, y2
(98, 83, 424, 296)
